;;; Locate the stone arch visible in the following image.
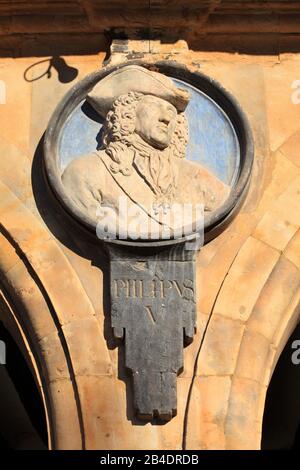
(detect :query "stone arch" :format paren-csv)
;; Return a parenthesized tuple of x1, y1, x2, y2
(182, 133, 300, 449)
(0, 80, 5, 105)
(184, 231, 300, 449)
(0, 181, 112, 449)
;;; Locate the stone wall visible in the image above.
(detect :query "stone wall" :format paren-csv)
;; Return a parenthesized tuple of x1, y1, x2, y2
(0, 31, 300, 449)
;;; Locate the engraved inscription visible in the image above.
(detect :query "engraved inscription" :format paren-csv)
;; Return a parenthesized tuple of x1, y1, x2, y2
(113, 278, 194, 300)
(145, 305, 157, 324)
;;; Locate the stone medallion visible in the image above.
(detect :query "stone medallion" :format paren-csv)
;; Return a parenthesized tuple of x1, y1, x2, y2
(44, 60, 253, 421)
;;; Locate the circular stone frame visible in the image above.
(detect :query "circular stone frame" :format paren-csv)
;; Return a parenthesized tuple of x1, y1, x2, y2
(44, 60, 254, 247)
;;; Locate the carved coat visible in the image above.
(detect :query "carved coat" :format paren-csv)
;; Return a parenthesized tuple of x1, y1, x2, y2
(62, 150, 230, 238)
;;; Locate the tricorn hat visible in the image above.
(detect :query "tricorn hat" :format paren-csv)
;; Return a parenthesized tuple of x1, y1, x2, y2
(87, 65, 190, 118)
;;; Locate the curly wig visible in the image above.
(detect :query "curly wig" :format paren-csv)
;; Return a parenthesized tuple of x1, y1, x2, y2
(101, 91, 189, 175)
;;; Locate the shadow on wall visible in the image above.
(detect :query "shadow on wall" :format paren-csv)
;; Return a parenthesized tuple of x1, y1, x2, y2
(262, 322, 300, 449)
(23, 56, 79, 84)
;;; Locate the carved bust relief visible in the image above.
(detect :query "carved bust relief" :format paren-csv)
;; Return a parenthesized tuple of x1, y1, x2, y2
(44, 61, 253, 422)
(61, 65, 230, 240)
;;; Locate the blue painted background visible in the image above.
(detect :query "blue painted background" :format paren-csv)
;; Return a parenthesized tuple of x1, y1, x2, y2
(59, 78, 240, 186)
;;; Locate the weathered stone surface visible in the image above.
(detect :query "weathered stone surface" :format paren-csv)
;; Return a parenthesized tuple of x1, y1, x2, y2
(75, 375, 161, 450)
(213, 237, 280, 322)
(0, 231, 20, 275)
(263, 60, 300, 152)
(225, 377, 263, 450)
(38, 331, 70, 382)
(197, 314, 245, 376)
(0, 60, 32, 153)
(253, 209, 298, 251)
(185, 375, 231, 450)
(269, 176, 300, 227)
(109, 244, 196, 421)
(3, 260, 58, 342)
(279, 131, 300, 169)
(26, 239, 97, 325)
(235, 329, 271, 383)
(285, 229, 300, 269)
(247, 255, 300, 341)
(62, 317, 112, 377)
(256, 148, 300, 217)
(47, 378, 82, 450)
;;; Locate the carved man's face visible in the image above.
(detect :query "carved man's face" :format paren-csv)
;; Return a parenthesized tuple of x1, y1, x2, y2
(135, 95, 177, 150)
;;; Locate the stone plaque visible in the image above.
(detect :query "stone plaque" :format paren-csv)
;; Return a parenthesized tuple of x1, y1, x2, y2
(109, 244, 195, 420)
(44, 61, 253, 421)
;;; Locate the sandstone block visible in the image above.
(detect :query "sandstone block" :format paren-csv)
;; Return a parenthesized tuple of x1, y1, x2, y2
(213, 236, 280, 322)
